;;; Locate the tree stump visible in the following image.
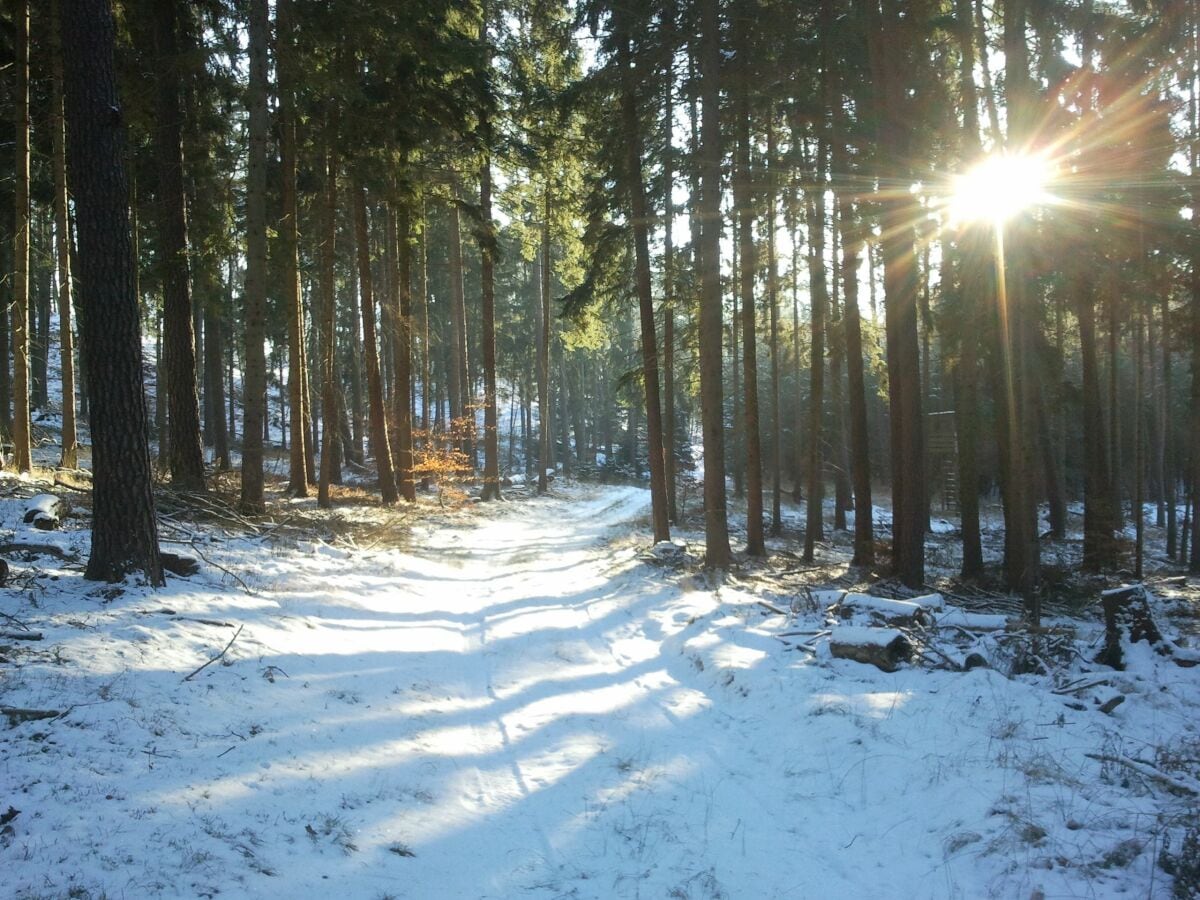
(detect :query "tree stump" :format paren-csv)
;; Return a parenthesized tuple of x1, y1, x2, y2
(23, 495, 64, 530)
(1095, 585, 1165, 670)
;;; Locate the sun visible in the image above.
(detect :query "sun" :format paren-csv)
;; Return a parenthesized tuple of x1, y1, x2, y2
(948, 153, 1054, 226)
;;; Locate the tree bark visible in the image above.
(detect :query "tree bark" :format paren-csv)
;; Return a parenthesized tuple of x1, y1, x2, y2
(51, 0, 78, 469)
(538, 188, 552, 494)
(696, 0, 732, 567)
(866, 0, 924, 589)
(803, 144, 827, 563)
(389, 199, 416, 500)
(317, 138, 339, 508)
(153, 0, 206, 491)
(353, 183, 397, 503)
(732, 38, 763, 556)
(478, 146, 502, 501)
(617, 14, 669, 542)
(61, 0, 162, 584)
(240, 0, 269, 513)
(12, 0, 31, 472)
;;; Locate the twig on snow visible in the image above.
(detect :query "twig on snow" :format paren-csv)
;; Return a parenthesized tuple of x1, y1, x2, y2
(182, 624, 244, 682)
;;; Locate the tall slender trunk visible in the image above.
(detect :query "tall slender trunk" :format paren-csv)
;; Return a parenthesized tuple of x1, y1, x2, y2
(353, 182, 396, 503)
(831, 104, 873, 564)
(447, 187, 469, 457)
(803, 143, 827, 562)
(205, 286, 229, 469)
(617, 14, 669, 542)
(278, 0, 308, 496)
(662, 22, 679, 525)
(12, 0, 31, 472)
(240, 0, 269, 513)
(317, 138, 340, 508)
(767, 125, 783, 536)
(390, 200, 416, 500)
(154, 0, 206, 491)
(538, 188, 552, 494)
(696, 0, 731, 566)
(478, 139, 502, 501)
(51, 0, 78, 468)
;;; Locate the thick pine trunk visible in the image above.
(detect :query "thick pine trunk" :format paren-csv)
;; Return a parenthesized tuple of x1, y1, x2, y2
(697, 0, 731, 566)
(866, 0, 924, 589)
(61, 0, 162, 584)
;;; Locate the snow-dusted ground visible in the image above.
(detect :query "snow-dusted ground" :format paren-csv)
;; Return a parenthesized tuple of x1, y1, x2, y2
(2, 482, 1199, 899)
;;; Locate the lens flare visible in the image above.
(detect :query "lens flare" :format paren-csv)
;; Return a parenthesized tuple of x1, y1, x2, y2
(949, 153, 1053, 225)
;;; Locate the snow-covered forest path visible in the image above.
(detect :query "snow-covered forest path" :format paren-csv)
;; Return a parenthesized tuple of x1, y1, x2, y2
(3, 484, 1191, 899)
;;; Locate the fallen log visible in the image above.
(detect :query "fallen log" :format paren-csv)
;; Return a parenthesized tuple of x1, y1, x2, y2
(829, 625, 915, 673)
(1, 707, 61, 727)
(838, 593, 926, 625)
(0, 630, 42, 641)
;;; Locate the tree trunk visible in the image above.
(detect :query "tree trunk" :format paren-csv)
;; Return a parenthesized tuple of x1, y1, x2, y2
(538, 189, 552, 494)
(732, 47, 763, 556)
(12, 0, 31, 472)
(317, 138, 339, 508)
(448, 188, 470, 459)
(832, 128, 874, 565)
(696, 0, 732, 567)
(766, 125, 784, 537)
(478, 145, 502, 501)
(352, 182, 397, 503)
(866, 0, 924, 589)
(61, 0, 162, 584)
(803, 145, 827, 563)
(617, 16, 669, 542)
(277, 0, 308, 496)
(204, 286, 229, 469)
(240, 0, 269, 513)
(389, 199, 416, 500)
(662, 28, 679, 525)
(153, 0, 206, 491)
(51, 0, 78, 469)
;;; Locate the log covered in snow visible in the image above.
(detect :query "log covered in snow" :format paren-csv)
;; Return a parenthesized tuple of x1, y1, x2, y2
(22, 495, 64, 531)
(829, 625, 915, 672)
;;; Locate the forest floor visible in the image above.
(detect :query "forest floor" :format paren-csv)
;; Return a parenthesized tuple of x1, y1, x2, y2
(2, 466, 1200, 899)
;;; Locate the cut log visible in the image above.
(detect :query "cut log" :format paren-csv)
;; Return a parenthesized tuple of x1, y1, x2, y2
(829, 625, 915, 672)
(22, 494, 64, 530)
(1095, 584, 1167, 670)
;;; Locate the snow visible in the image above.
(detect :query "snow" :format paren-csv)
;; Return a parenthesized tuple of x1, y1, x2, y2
(828, 623, 907, 647)
(3, 481, 1199, 898)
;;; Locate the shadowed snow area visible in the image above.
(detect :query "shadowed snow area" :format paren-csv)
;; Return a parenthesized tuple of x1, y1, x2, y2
(2, 485, 1195, 898)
